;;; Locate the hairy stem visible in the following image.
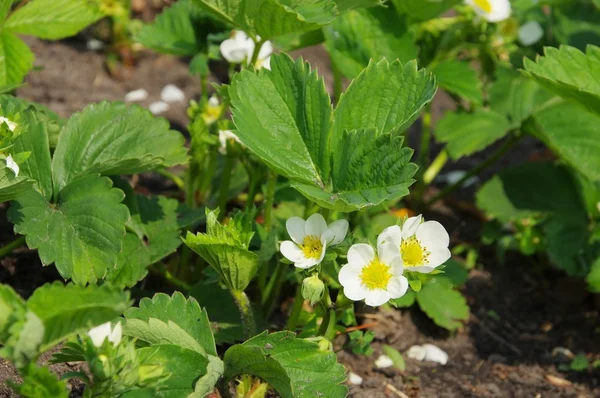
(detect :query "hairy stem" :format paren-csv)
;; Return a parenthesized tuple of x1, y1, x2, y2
(0, 235, 26, 259)
(231, 290, 257, 340)
(249, 40, 264, 68)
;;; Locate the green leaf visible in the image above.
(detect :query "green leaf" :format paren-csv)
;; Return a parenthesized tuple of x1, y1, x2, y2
(331, 59, 436, 146)
(8, 174, 129, 284)
(0, 32, 34, 86)
(230, 53, 332, 185)
(389, 290, 415, 308)
(324, 9, 417, 79)
(4, 0, 102, 40)
(10, 364, 68, 398)
(532, 101, 600, 181)
(51, 101, 187, 192)
(381, 345, 405, 371)
(434, 110, 512, 160)
(416, 278, 469, 331)
(393, 0, 461, 21)
(223, 331, 348, 398)
(26, 282, 130, 352)
(432, 60, 482, 105)
(332, 0, 385, 12)
(523, 45, 600, 116)
(552, 1, 600, 51)
(0, 1, 11, 21)
(490, 67, 555, 126)
(124, 292, 218, 357)
(183, 209, 259, 291)
(0, 284, 25, 333)
(440, 259, 469, 286)
(136, 0, 209, 56)
(0, 166, 34, 202)
(10, 110, 53, 200)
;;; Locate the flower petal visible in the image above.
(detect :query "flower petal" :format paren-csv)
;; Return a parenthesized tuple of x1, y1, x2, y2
(5, 155, 19, 176)
(347, 244, 375, 267)
(343, 280, 369, 301)
(364, 290, 391, 306)
(88, 322, 112, 347)
(387, 275, 409, 299)
(220, 36, 250, 63)
(286, 217, 306, 244)
(325, 219, 349, 245)
(338, 262, 363, 287)
(416, 221, 450, 248)
(402, 215, 422, 238)
(305, 213, 328, 237)
(426, 247, 451, 268)
(405, 265, 435, 274)
(280, 240, 304, 263)
(109, 322, 122, 345)
(377, 225, 401, 248)
(258, 40, 273, 61)
(378, 242, 401, 267)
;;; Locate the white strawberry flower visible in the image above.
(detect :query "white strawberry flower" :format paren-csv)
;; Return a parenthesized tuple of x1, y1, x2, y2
(465, 0, 511, 23)
(220, 30, 273, 69)
(88, 321, 122, 347)
(0, 116, 17, 131)
(280, 213, 348, 269)
(338, 243, 409, 307)
(218, 129, 241, 155)
(5, 155, 19, 176)
(378, 215, 451, 274)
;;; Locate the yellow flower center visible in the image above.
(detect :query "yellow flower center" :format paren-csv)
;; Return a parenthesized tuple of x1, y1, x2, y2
(301, 235, 323, 259)
(473, 0, 492, 13)
(400, 237, 430, 267)
(360, 258, 392, 291)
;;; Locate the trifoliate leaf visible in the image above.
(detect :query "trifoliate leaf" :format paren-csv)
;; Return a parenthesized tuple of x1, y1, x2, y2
(523, 45, 600, 116)
(331, 59, 436, 147)
(0, 32, 34, 86)
(230, 53, 332, 185)
(8, 174, 129, 284)
(223, 331, 348, 398)
(51, 101, 187, 192)
(324, 9, 417, 79)
(4, 0, 102, 40)
(392, 0, 461, 21)
(434, 110, 512, 160)
(416, 278, 469, 331)
(532, 101, 600, 181)
(432, 60, 483, 105)
(10, 364, 68, 398)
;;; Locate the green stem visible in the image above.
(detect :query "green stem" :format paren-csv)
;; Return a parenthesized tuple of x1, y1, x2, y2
(264, 171, 277, 232)
(286, 284, 304, 331)
(245, 173, 258, 208)
(149, 265, 191, 292)
(249, 40, 264, 68)
(218, 156, 235, 218)
(425, 134, 521, 207)
(332, 60, 342, 104)
(423, 150, 449, 185)
(0, 235, 26, 259)
(318, 308, 337, 340)
(418, 103, 432, 168)
(231, 290, 257, 340)
(261, 264, 285, 318)
(157, 168, 184, 190)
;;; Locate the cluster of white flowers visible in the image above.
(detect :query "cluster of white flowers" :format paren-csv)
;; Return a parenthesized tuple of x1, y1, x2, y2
(280, 214, 450, 307)
(220, 30, 273, 70)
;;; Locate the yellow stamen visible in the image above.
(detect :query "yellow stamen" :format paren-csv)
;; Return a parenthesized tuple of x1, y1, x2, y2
(301, 235, 323, 259)
(474, 0, 492, 13)
(360, 258, 392, 290)
(400, 237, 430, 267)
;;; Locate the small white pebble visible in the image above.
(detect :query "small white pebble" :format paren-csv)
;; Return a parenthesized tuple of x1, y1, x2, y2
(406, 345, 427, 361)
(86, 38, 104, 51)
(407, 344, 448, 365)
(160, 84, 185, 103)
(149, 101, 169, 115)
(124, 88, 149, 102)
(375, 354, 394, 369)
(348, 372, 363, 385)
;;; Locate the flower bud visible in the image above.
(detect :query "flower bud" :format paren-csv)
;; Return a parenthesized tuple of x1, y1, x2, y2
(302, 274, 324, 306)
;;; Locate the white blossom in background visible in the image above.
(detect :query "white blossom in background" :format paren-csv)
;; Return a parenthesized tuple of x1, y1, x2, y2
(88, 322, 122, 347)
(465, 0, 511, 22)
(220, 30, 273, 70)
(407, 344, 448, 365)
(124, 88, 148, 102)
(518, 21, 544, 46)
(149, 101, 169, 115)
(280, 213, 348, 269)
(161, 84, 185, 103)
(218, 129, 241, 155)
(378, 215, 451, 274)
(0, 116, 17, 131)
(374, 354, 394, 369)
(208, 95, 220, 108)
(5, 155, 19, 176)
(348, 372, 363, 385)
(338, 243, 408, 306)
(86, 38, 104, 51)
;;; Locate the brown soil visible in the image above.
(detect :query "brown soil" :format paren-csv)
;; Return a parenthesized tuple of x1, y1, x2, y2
(1, 37, 599, 398)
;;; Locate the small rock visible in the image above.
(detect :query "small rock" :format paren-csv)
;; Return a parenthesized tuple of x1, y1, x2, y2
(406, 344, 448, 365)
(375, 354, 394, 369)
(161, 84, 185, 103)
(86, 38, 104, 51)
(348, 372, 363, 386)
(545, 374, 572, 387)
(406, 345, 426, 361)
(552, 347, 575, 361)
(149, 101, 169, 115)
(486, 383, 501, 395)
(125, 88, 149, 102)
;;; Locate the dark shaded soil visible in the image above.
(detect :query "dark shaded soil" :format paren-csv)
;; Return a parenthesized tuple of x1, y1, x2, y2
(1, 37, 599, 398)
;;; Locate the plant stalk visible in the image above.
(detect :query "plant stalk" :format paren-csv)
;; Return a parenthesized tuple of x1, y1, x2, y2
(231, 290, 257, 340)
(425, 134, 521, 207)
(249, 40, 264, 68)
(264, 171, 277, 232)
(157, 168, 184, 190)
(332, 61, 343, 103)
(0, 235, 26, 259)
(286, 284, 305, 331)
(423, 150, 449, 185)
(218, 156, 235, 218)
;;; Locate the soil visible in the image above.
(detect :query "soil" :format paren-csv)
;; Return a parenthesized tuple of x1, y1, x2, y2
(1, 35, 599, 398)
